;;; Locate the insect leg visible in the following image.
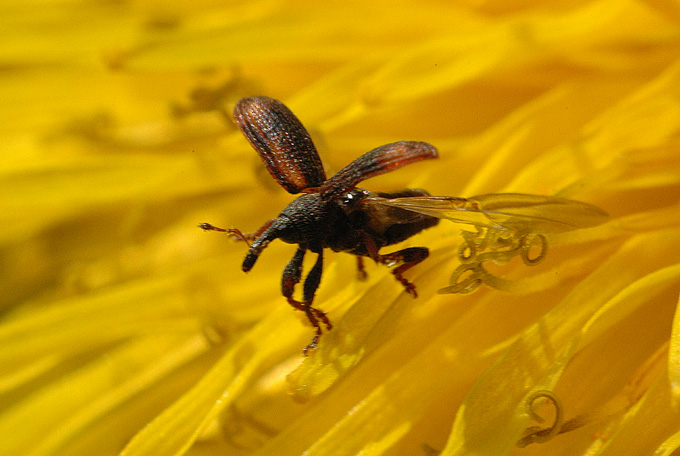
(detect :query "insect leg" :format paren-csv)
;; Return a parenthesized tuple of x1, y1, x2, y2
(361, 233, 381, 263)
(245, 219, 276, 241)
(302, 252, 332, 354)
(378, 247, 429, 298)
(303, 252, 326, 305)
(356, 256, 368, 281)
(281, 248, 330, 355)
(281, 248, 320, 343)
(282, 246, 306, 310)
(198, 219, 275, 245)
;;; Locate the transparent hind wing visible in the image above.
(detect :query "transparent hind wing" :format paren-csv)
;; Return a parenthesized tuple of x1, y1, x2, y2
(375, 193, 609, 234)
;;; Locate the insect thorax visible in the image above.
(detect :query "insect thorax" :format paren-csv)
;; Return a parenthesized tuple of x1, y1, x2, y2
(275, 193, 345, 248)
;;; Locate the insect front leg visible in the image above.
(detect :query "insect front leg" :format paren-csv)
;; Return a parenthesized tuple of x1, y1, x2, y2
(199, 219, 275, 245)
(281, 248, 331, 355)
(378, 247, 429, 298)
(282, 247, 306, 308)
(302, 251, 331, 354)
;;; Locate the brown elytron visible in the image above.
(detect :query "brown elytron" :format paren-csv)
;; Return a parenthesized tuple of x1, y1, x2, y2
(200, 96, 439, 353)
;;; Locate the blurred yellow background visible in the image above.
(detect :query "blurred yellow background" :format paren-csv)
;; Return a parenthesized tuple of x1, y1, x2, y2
(1, 1, 680, 455)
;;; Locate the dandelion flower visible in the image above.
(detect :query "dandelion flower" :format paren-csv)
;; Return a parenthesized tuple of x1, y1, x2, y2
(1, 1, 680, 456)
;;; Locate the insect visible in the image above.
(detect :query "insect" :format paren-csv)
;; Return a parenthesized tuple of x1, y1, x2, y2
(201, 97, 610, 351)
(200, 96, 440, 353)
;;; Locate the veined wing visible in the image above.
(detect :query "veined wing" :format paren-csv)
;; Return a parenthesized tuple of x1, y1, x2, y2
(375, 193, 609, 233)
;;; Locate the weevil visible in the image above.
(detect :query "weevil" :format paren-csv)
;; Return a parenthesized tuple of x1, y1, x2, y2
(200, 96, 439, 353)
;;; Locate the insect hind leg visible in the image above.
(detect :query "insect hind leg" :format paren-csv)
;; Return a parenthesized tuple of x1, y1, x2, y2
(378, 247, 429, 298)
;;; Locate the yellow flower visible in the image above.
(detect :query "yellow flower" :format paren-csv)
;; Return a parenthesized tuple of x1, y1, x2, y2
(1, 1, 680, 455)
